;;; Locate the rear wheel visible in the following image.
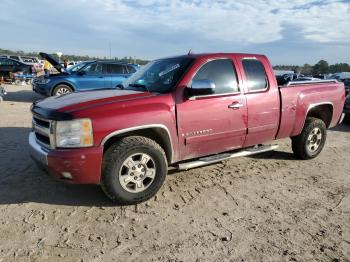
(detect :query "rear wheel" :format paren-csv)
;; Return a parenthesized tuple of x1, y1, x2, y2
(292, 117, 327, 160)
(53, 84, 72, 96)
(101, 136, 168, 205)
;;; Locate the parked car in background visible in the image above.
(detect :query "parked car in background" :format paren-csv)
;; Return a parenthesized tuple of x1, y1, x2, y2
(0, 57, 33, 79)
(276, 73, 306, 85)
(339, 78, 350, 95)
(33, 53, 139, 96)
(329, 72, 350, 80)
(60, 61, 80, 69)
(29, 52, 345, 204)
(67, 61, 80, 68)
(0, 55, 41, 72)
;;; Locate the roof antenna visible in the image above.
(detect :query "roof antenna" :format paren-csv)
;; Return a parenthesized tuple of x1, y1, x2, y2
(188, 49, 192, 55)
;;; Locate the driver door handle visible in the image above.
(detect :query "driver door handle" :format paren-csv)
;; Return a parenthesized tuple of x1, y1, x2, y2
(228, 102, 243, 109)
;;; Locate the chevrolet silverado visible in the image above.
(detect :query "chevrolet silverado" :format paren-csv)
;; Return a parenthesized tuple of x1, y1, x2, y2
(29, 53, 346, 204)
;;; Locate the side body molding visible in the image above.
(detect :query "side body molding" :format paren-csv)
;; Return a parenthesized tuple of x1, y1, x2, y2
(101, 124, 175, 163)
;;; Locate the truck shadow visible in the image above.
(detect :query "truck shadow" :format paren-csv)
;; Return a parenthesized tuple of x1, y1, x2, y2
(0, 127, 116, 207)
(330, 122, 350, 132)
(2, 88, 44, 103)
(248, 150, 296, 161)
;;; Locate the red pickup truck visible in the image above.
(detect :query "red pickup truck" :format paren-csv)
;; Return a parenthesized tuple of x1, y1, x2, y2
(29, 53, 346, 204)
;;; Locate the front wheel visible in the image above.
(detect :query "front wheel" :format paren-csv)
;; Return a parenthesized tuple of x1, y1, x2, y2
(53, 84, 72, 96)
(101, 136, 168, 205)
(292, 117, 327, 160)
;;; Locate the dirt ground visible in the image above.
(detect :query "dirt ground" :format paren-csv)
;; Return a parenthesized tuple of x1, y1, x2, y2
(0, 84, 349, 262)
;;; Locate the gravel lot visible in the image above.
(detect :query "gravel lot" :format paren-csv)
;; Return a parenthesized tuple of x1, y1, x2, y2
(0, 84, 349, 261)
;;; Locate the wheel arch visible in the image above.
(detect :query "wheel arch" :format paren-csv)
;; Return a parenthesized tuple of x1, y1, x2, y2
(305, 103, 334, 128)
(101, 125, 174, 164)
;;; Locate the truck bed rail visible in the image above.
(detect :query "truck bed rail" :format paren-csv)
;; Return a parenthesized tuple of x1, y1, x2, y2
(286, 79, 338, 86)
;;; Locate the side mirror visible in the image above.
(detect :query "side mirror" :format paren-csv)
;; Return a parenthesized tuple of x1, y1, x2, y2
(188, 79, 215, 97)
(77, 70, 86, 76)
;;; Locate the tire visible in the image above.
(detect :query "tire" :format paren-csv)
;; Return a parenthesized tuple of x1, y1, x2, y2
(53, 84, 73, 96)
(292, 117, 327, 160)
(101, 136, 168, 205)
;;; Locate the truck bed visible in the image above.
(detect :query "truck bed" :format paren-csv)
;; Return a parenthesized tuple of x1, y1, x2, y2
(276, 80, 345, 139)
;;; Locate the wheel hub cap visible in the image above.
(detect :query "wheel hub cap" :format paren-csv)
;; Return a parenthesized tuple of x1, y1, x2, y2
(56, 88, 70, 95)
(119, 153, 156, 193)
(307, 127, 322, 153)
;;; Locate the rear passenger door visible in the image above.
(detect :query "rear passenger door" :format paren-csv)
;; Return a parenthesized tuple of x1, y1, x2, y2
(238, 56, 280, 147)
(107, 64, 129, 88)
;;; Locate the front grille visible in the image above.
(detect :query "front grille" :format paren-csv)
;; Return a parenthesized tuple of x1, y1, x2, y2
(33, 116, 50, 128)
(35, 132, 50, 145)
(32, 115, 53, 148)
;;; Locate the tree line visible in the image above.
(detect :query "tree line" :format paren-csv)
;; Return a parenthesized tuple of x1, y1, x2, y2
(2, 48, 350, 73)
(0, 48, 149, 65)
(273, 60, 350, 75)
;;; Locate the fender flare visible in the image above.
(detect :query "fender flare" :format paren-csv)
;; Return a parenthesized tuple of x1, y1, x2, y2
(101, 124, 175, 163)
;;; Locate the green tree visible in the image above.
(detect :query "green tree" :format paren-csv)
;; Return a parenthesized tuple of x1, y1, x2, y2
(329, 63, 350, 73)
(301, 64, 313, 75)
(312, 60, 329, 75)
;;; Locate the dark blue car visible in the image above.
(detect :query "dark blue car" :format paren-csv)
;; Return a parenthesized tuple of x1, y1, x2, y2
(32, 53, 139, 96)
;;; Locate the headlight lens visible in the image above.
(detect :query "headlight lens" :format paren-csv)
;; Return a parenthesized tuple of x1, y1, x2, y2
(55, 119, 93, 148)
(39, 78, 50, 84)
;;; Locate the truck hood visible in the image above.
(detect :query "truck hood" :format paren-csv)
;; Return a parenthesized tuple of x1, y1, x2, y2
(32, 89, 151, 119)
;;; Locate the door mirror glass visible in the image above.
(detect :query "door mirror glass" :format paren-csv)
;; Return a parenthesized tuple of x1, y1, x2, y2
(188, 79, 216, 96)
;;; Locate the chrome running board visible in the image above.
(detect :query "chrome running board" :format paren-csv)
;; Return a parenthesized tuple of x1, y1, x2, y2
(177, 144, 279, 171)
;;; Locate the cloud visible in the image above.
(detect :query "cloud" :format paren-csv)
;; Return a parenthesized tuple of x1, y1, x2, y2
(68, 0, 349, 44)
(0, 0, 349, 63)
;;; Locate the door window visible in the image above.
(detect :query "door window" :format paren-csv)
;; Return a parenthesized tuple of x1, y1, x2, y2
(192, 59, 239, 94)
(82, 63, 102, 75)
(242, 59, 268, 91)
(108, 64, 125, 74)
(126, 65, 136, 74)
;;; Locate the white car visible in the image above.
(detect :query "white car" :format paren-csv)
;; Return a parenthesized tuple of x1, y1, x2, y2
(0, 55, 42, 72)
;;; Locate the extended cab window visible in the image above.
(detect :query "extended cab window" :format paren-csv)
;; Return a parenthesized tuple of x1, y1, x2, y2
(242, 59, 268, 91)
(193, 59, 239, 94)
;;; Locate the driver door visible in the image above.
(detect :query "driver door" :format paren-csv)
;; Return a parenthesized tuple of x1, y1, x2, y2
(75, 62, 106, 90)
(176, 58, 248, 160)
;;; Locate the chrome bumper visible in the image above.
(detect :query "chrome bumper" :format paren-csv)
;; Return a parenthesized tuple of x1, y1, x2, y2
(28, 132, 48, 166)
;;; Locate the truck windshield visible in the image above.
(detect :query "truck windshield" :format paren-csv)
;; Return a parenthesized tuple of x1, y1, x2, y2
(121, 57, 194, 93)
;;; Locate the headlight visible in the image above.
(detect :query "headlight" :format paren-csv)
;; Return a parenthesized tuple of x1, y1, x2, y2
(39, 78, 50, 84)
(55, 119, 93, 148)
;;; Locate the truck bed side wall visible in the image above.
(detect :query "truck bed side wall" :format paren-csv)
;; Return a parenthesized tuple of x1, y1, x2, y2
(276, 83, 345, 139)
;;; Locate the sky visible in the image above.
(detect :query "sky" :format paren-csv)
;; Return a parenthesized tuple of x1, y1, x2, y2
(0, 0, 349, 65)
